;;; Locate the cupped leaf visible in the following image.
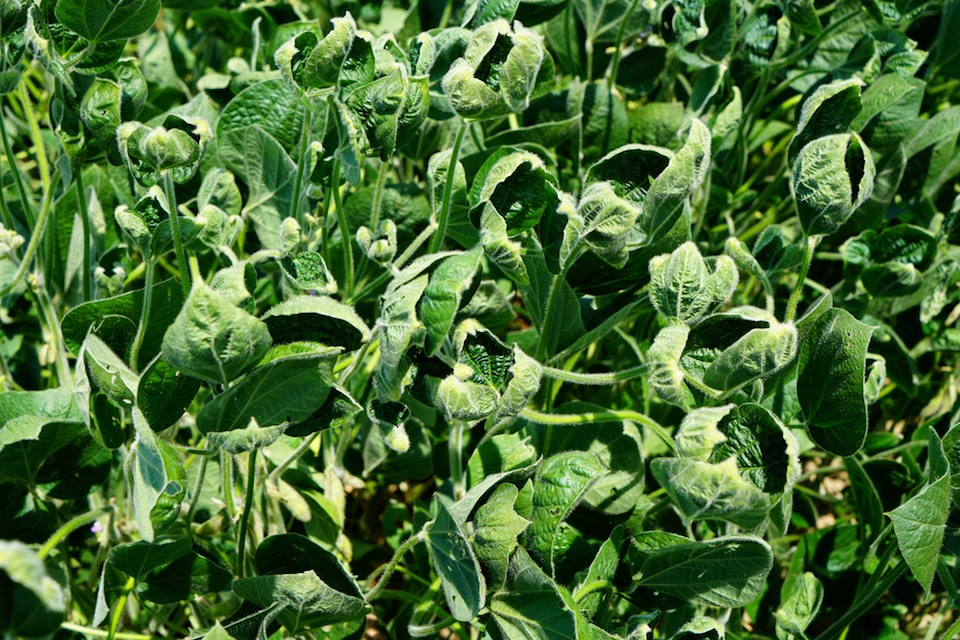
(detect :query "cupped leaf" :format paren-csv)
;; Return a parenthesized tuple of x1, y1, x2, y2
(263, 296, 369, 351)
(126, 411, 185, 541)
(711, 403, 801, 494)
(196, 353, 333, 435)
(649, 242, 738, 323)
(650, 457, 769, 528)
(703, 321, 797, 392)
(161, 280, 272, 386)
(792, 132, 875, 237)
(775, 572, 823, 640)
(469, 148, 558, 236)
(798, 308, 874, 456)
(421, 247, 483, 355)
(648, 323, 695, 410)
(636, 536, 774, 607)
(425, 496, 486, 622)
(789, 78, 863, 160)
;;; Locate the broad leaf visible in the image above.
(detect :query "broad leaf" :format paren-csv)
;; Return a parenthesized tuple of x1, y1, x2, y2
(472, 483, 530, 589)
(425, 496, 486, 622)
(55, 0, 160, 42)
(889, 475, 951, 596)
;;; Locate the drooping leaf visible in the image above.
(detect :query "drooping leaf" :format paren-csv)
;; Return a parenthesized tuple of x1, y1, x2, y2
(472, 483, 531, 589)
(650, 457, 769, 528)
(889, 475, 951, 596)
(798, 308, 875, 456)
(420, 247, 483, 355)
(425, 496, 486, 622)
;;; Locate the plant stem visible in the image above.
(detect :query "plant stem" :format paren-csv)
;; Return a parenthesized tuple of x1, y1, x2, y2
(607, 0, 642, 90)
(0, 168, 59, 298)
(785, 235, 819, 323)
(813, 559, 907, 640)
(370, 157, 389, 230)
(520, 408, 674, 451)
(75, 168, 94, 301)
(449, 421, 466, 499)
(291, 105, 312, 229)
(19, 81, 51, 196)
(108, 576, 136, 640)
(365, 533, 424, 602)
(0, 104, 35, 226)
(37, 505, 114, 560)
(185, 452, 209, 530)
(237, 448, 257, 578)
(428, 120, 468, 254)
(267, 431, 319, 486)
(162, 171, 191, 300)
(62, 623, 151, 640)
(535, 264, 572, 362)
(541, 363, 649, 385)
(129, 259, 155, 372)
(330, 157, 355, 295)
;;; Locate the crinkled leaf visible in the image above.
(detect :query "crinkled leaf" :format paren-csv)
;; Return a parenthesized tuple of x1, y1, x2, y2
(263, 296, 369, 351)
(711, 403, 800, 494)
(651, 457, 769, 528)
(421, 247, 483, 355)
(789, 78, 863, 161)
(488, 548, 577, 640)
(648, 323, 694, 409)
(703, 322, 797, 391)
(675, 404, 734, 460)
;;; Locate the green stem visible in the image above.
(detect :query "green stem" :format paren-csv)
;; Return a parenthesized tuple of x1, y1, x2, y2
(939, 614, 960, 640)
(75, 168, 94, 301)
(427, 121, 468, 254)
(129, 259, 155, 372)
(162, 172, 191, 300)
(237, 448, 257, 578)
(0, 169, 59, 298)
(0, 103, 34, 226)
(520, 408, 674, 451)
(62, 623, 151, 640)
(370, 157, 389, 231)
(330, 158, 355, 296)
(291, 105, 312, 229)
(37, 505, 114, 560)
(813, 559, 907, 640)
(364, 533, 424, 602)
(607, 0, 642, 89)
(185, 452, 209, 530)
(785, 235, 819, 322)
(19, 82, 51, 196)
(108, 576, 136, 640)
(450, 421, 466, 500)
(541, 363, 649, 385)
(535, 264, 572, 362)
(267, 431, 319, 486)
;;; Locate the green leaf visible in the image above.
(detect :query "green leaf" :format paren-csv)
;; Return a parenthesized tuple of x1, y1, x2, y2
(488, 548, 577, 640)
(137, 357, 202, 433)
(233, 571, 367, 632)
(798, 308, 875, 456)
(139, 551, 233, 604)
(526, 451, 606, 575)
(377, 273, 430, 399)
(575, 526, 623, 620)
(637, 536, 773, 607)
(425, 496, 486, 622)
(647, 323, 695, 410)
(844, 454, 885, 544)
(563, 182, 639, 269)
(62, 277, 184, 371)
(673, 617, 725, 640)
(703, 322, 797, 392)
(470, 149, 558, 236)
(108, 536, 192, 581)
(196, 353, 333, 435)
(219, 125, 297, 251)
(792, 132, 875, 237)
(55, 0, 160, 42)
(161, 280, 272, 386)
(889, 475, 951, 596)
(650, 457, 769, 528)
(126, 411, 185, 541)
(674, 405, 734, 460)
(775, 572, 823, 640)
(0, 540, 66, 637)
(472, 483, 531, 589)
(218, 78, 305, 154)
(710, 403, 800, 495)
(263, 296, 369, 351)
(81, 333, 138, 409)
(789, 78, 863, 161)
(421, 247, 483, 355)
(649, 242, 738, 323)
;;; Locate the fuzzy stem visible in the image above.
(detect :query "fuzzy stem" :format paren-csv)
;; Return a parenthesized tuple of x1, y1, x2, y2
(37, 505, 114, 560)
(162, 172, 191, 300)
(364, 533, 425, 602)
(129, 259, 155, 372)
(520, 407, 675, 451)
(75, 169, 94, 301)
(237, 448, 257, 578)
(0, 168, 59, 298)
(428, 121, 468, 254)
(330, 158, 355, 295)
(541, 363, 648, 385)
(785, 235, 819, 322)
(291, 106, 312, 229)
(107, 576, 136, 640)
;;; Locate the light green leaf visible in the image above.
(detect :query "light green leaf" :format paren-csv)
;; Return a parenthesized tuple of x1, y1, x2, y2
(81, 333, 138, 409)
(789, 78, 863, 160)
(673, 617, 724, 640)
(563, 182, 639, 269)
(776, 572, 823, 640)
(377, 274, 429, 400)
(649, 242, 738, 323)
(574, 526, 623, 620)
(161, 280, 272, 386)
(126, 411, 184, 541)
(472, 483, 531, 589)
(647, 323, 694, 409)
(675, 405, 734, 460)
(889, 475, 951, 596)
(421, 247, 483, 355)
(711, 403, 800, 495)
(637, 536, 773, 607)
(650, 457, 769, 528)
(232, 571, 367, 632)
(792, 132, 875, 237)
(0, 540, 66, 637)
(703, 322, 797, 392)
(425, 496, 486, 622)
(798, 308, 875, 456)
